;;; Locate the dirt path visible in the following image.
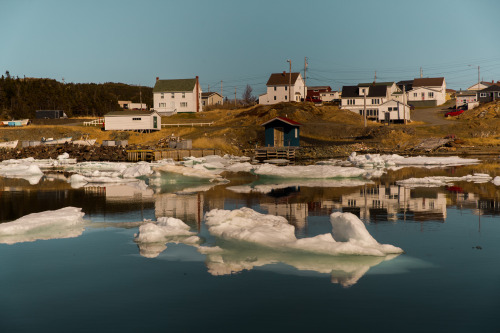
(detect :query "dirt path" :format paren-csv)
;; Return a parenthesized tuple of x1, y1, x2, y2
(410, 99, 456, 126)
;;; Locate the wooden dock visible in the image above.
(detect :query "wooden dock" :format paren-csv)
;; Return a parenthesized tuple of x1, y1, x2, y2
(254, 147, 298, 161)
(127, 148, 223, 162)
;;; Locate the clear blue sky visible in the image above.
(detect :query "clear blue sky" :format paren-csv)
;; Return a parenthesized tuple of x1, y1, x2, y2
(1, 0, 499, 95)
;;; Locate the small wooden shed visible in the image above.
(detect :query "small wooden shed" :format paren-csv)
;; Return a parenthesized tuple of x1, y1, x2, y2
(261, 117, 302, 147)
(104, 110, 161, 132)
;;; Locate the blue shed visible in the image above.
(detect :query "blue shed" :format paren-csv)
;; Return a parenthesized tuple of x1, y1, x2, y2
(261, 117, 302, 147)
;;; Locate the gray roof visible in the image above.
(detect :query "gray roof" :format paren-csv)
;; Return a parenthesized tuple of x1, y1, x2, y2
(153, 78, 197, 93)
(105, 110, 157, 117)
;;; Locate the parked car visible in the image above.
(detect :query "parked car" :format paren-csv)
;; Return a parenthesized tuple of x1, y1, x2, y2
(445, 109, 464, 117)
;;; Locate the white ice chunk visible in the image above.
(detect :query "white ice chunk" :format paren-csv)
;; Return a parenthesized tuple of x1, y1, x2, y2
(252, 164, 375, 179)
(0, 207, 86, 244)
(153, 164, 225, 182)
(397, 173, 493, 188)
(347, 153, 479, 168)
(204, 208, 403, 256)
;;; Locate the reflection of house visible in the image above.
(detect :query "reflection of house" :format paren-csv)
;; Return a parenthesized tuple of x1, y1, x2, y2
(155, 193, 205, 228)
(260, 202, 308, 231)
(338, 185, 447, 222)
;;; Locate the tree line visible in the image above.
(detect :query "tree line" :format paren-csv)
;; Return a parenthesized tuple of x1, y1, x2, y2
(0, 72, 153, 119)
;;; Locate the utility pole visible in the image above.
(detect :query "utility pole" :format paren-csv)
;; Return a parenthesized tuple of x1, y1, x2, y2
(139, 87, 143, 110)
(403, 85, 407, 125)
(234, 87, 237, 107)
(208, 84, 210, 92)
(363, 90, 367, 127)
(287, 59, 292, 102)
(221, 80, 223, 105)
(477, 66, 480, 90)
(374, 71, 377, 83)
(304, 57, 307, 101)
(420, 67, 423, 78)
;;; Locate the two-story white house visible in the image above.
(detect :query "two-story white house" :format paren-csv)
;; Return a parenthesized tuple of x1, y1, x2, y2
(153, 77, 202, 116)
(259, 72, 306, 104)
(340, 82, 410, 123)
(407, 77, 446, 107)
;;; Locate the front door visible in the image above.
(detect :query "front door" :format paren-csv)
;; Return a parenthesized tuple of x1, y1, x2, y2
(421, 92, 425, 100)
(274, 127, 284, 147)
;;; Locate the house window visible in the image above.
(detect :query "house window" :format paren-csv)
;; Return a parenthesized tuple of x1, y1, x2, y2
(295, 128, 298, 138)
(371, 99, 380, 104)
(161, 93, 164, 99)
(171, 93, 175, 98)
(413, 93, 417, 97)
(428, 92, 434, 98)
(285, 86, 288, 91)
(274, 86, 277, 91)
(480, 93, 486, 97)
(132, 117, 141, 121)
(182, 93, 185, 98)
(159, 103, 166, 107)
(180, 102, 188, 107)
(359, 110, 363, 115)
(274, 96, 277, 100)
(285, 95, 287, 100)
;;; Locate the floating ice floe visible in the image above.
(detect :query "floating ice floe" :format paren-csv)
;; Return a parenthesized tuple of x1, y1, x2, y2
(153, 163, 226, 182)
(396, 173, 492, 188)
(251, 163, 384, 179)
(346, 152, 480, 169)
(134, 217, 201, 258)
(0, 162, 44, 184)
(204, 208, 403, 256)
(0, 207, 86, 244)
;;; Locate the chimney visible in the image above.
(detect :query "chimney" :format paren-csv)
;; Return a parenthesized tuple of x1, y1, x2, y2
(156, 77, 159, 81)
(283, 71, 286, 75)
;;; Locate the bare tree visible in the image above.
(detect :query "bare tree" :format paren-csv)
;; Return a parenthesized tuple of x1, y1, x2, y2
(242, 84, 256, 105)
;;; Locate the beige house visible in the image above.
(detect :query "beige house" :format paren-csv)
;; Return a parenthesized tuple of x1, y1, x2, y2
(201, 92, 223, 107)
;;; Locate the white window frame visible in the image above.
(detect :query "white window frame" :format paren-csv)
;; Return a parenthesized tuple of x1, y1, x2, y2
(180, 102, 188, 107)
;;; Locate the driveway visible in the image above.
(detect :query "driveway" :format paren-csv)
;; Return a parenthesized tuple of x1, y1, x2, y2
(410, 99, 456, 126)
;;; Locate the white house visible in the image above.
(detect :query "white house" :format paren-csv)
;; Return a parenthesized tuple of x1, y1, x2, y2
(340, 82, 410, 123)
(319, 91, 340, 102)
(118, 101, 147, 110)
(467, 81, 497, 91)
(153, 77, 202, 116)
(104, 110, 161, 132)
(456, 90, 477, 106)
(259, 72, 306, 104)
(407, 77, 446, 107)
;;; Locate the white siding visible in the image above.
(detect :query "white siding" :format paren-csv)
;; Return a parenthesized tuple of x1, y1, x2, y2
(259, 73, 306, 105)
(104, 113, 161, 131)
(154, 87, 202, 114)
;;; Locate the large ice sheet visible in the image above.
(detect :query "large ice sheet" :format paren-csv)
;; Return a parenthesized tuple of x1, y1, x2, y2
(397, 173, 492, 188)
(0, 207, 86, 244)
(347, 152, 480, 168)
(204, 208, 403, 256)
(153, 164, 226, 181)
(0, 162, 44, 184)
(251, 164, 382, 179)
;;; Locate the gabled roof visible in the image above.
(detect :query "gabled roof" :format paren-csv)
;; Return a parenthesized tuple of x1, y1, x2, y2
(308, 86, 331, 90)
(412, 77, 445, 87)
(456, 90, 477, 96)
(480, 84, 500, 92)
(261, 117, 302, 127)
(266, 72, 301, 86)
(201, 92, 222, 98)
(357, 82, 394, 87)
(341, 85, 387, 98)
(105, 110, 157, 117)
(153, 78, 197, 92)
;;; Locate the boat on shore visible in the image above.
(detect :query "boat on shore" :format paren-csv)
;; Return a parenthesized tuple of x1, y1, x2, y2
(72, 135, 97, 146)
(0, 140, 19, 149)
(42, 137, 72, 145)
(1, 119, 30, 127)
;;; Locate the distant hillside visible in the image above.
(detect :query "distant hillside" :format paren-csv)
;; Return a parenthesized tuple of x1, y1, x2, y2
(0, 75, 153, 119)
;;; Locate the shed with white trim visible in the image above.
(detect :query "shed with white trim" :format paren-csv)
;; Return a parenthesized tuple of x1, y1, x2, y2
(104, 110, 161, 132)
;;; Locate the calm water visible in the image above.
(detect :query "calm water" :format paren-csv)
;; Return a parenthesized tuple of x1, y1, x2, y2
(1, 165, 500, 332)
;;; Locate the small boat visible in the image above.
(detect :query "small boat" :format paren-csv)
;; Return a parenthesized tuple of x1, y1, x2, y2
(42, 137, 72, 145)
(1, 119, 30, 127)
(0, 140, 19, 149)
(73, 135, 97, 146)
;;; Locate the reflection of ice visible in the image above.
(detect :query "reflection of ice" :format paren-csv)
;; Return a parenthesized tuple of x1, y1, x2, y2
(0, 207, 86, 244)
(227, 178, 372, 194)
(154, 164, 226, 182)
(204, 247, 398, 287)
(0, 162, 44, 184)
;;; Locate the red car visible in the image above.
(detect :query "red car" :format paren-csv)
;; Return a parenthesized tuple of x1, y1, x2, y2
(445, 109, 464, 117)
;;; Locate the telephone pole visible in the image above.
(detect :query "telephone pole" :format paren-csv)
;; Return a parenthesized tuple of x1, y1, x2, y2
(363, 90, 367, 127)
(374, 71, 377, 83)
(420, 67, 423, 78)
(403, 85, 407, 125)
(221, 80, 223, 105)
(287, 59, 292, 102)
(304, 57, 307, 101)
